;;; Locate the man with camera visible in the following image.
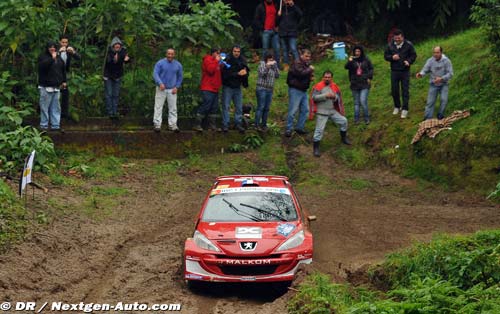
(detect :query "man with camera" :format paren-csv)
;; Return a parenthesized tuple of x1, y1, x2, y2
(58, 35, 80, 120)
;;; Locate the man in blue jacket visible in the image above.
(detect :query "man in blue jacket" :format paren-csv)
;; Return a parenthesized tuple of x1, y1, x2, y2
(153, 48, 183, 132)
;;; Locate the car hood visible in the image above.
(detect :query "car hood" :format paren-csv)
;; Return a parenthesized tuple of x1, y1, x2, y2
(197, 221, 301, 255)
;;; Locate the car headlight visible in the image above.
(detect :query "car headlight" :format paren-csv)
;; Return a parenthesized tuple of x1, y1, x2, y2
(276, 230, 305, 252)
(193, 231, 220, 252)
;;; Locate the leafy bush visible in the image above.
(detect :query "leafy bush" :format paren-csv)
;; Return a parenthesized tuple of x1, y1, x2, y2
(470, 0, 500, 57)
(290, 230, 500, 314)
(0, 72, 56, 174)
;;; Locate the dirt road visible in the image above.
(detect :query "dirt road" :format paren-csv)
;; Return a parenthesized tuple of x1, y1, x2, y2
(1, 148, 499, 314)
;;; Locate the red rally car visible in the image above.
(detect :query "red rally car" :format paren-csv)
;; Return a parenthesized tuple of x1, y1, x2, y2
(184, 175, 315, 284)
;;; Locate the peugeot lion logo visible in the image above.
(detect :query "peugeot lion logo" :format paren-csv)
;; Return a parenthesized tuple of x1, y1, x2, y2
(240, 241, 257, 251)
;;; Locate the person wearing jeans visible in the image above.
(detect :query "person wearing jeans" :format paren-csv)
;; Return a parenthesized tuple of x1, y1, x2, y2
(278, 0, 302, 69)
(416, 46, 453, 120)
(38, 41, 66, 131)
(103, 37, 130, 118)
(345, 45, 373, 124)
(221, 45, 250, 133)
(254, 0, 280, 66)
(255, 53, 280, 130)
(193, 48, 222, 132)
(285, 49, 313, 137)
(152, 48, 183, 132)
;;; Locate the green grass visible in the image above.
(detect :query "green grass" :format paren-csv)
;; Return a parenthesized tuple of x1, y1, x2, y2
(0, 181, 27, 251)
(247, 28, 499, 196)
(290, 230, 500, 314)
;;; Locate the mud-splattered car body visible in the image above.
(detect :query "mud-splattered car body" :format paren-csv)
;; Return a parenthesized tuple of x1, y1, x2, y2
(184, 175, 314, 283)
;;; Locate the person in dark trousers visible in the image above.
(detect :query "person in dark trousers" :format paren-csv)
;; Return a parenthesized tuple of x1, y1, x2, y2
(278, 0, 302, 71)
(254, 0, 281, 67)
(285, 49, 314, 137)
(58, 35, 80, 120)
(221, 45, 250, 133)
(38, 41, 66, 131)
(345, 45, 373, 124)
(193, 48, 222, 132)
(103, 36, 130, 119)
(384, 29, 417, 119)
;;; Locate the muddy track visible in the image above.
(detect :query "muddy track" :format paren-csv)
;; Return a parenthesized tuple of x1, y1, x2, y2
(1, 150, 499, 313)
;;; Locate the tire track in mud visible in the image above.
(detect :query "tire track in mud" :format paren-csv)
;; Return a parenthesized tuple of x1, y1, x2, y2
(1, 157, 499, 314)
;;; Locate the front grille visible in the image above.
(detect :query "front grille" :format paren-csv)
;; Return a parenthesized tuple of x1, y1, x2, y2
(219, 265, 278, 276)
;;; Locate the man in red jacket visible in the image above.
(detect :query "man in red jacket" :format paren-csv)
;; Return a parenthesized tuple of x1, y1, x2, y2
(193, 48, 222, 131)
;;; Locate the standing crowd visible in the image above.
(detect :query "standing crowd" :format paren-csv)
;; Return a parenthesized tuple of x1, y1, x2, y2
(37, 0, 454, 157)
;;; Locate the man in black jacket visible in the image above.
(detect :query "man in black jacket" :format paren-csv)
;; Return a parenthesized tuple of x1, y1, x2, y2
(285, 49, 314, 137)
(38, 41, 66, 131)
(221, 45, 249, 133)
(278, 0, 302, 70)
(103, 36, 130, 118)
(254, 0, 280, 67)
(384, 29, 417, 119)
(58, 35, 80, 120)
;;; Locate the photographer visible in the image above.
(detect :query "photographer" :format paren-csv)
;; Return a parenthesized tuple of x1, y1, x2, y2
(103, 37, 130, 119)
(58, 35, 80, 120)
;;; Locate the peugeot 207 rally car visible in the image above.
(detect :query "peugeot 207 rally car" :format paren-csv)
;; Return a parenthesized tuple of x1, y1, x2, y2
(184, 175, 315, 284)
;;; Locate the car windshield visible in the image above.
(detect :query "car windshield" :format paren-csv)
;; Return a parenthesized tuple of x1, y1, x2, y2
(202, 190, 298, 222)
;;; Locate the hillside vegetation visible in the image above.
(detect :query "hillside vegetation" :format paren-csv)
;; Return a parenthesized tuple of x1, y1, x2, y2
(245, 28, 499, 196)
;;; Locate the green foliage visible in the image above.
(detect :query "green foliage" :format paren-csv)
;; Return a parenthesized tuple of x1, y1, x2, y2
(0, 0, 241, 118)
(290, 230, 500, 314)
(243, 133, 265, 149)
(377, 230, 500, 290)
(487, 181, 500, 201)
(0, 72, 56, 174)
(470, 0, 500, 57)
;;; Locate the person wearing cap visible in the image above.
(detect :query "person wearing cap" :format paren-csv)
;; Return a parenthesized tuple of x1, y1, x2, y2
(309, 70, 351, 157)
(152, 48, 183, 133)
(345, 45, 373, 124)
(38, 41, 67, 131)
(103, 36, 130, 119)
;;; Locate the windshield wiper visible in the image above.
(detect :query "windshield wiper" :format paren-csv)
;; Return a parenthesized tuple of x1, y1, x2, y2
(222, 198, 263, 222)
(239, 203, 287, 221)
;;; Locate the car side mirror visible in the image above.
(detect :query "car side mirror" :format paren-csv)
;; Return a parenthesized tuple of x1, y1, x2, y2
(307, 215, 317, 222)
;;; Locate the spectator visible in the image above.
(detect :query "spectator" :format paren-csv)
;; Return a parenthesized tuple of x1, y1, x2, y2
(345, 45, 373, 124)
(384, 29, 417, 119)
(255, 52, 280, 131)
(254, 0, 281, 67)
(58, 35, 80, 120)
(193, 48, 222, 132)
(310, 70, 351, 157)
(278, 0, 302, 71)
(416, 46, 453, 120)
(38, 41, 66, 132)
(221, 45, 250, 133)
(152, 48, 183, 133)
(285, 48, 313, 137)
(103, 37, 130, 119)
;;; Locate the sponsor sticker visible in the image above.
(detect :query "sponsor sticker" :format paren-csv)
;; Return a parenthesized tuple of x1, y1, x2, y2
(235, 227, 262, 239)
(277, 223, 295, 237)
(240, 276, 257, 281)
(211, 187, 291, 195)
